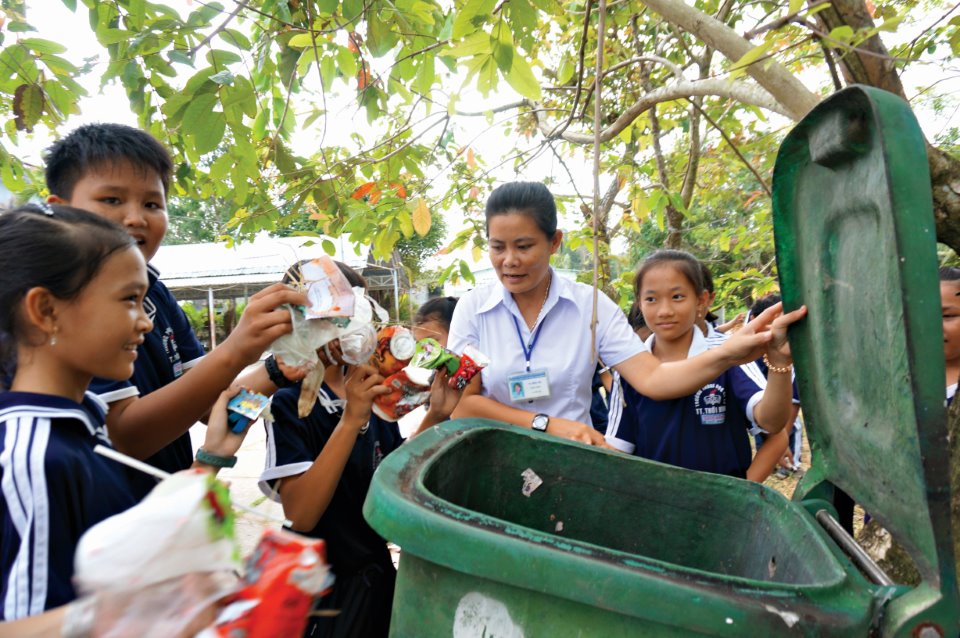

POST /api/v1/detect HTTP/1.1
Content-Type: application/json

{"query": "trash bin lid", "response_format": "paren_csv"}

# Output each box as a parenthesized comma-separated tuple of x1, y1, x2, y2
(772, 86, 953, 585)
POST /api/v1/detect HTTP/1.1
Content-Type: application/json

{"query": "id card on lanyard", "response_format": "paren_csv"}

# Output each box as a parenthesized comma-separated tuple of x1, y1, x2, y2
(508, 315, 551, 402)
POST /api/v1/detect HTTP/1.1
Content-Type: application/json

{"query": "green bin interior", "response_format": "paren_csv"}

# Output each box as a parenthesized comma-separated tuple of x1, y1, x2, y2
(422, 427, 842, 586)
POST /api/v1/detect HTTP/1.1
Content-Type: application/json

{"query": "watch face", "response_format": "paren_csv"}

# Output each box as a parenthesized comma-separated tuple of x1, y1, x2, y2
(532, 415, 548, 431)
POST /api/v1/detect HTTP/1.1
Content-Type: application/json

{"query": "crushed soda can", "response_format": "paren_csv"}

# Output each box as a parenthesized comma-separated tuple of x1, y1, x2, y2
(372, 368, 432, 422)
(371, 326, 417, 377)
(198, 529, 334, 638)
(449, 345, 489, 390)
(409, 338, 460, 375)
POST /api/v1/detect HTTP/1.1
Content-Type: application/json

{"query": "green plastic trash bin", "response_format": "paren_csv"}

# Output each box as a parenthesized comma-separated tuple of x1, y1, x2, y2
(364, 86, 960, 637)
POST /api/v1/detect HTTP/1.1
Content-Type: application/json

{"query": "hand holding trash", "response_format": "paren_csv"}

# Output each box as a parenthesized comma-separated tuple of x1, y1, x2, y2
(220, 283, 310, 368)
(343, 364, 390, 428)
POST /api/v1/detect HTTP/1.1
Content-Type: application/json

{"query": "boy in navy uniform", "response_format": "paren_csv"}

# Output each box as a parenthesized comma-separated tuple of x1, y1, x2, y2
(45, 124, 306, 496)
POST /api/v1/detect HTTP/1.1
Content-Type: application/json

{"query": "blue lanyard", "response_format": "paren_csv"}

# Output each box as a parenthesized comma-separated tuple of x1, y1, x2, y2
(512, 315, 546, 372)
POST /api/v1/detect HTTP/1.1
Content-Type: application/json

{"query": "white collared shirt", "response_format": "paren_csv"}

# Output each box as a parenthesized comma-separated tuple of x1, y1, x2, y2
(448, 269, 646, 425)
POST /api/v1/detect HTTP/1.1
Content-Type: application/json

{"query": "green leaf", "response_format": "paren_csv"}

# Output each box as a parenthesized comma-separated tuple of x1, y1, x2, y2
(219, 28, 252, 50)
(168, 50, 194, 66)
(827, 25, 855, 44)
(316, 0, 340, 14)
(288, 33, 316, 49)
(206, 49, 242, 66)
(182, 92, 219, 137)
(322, 239, 337, 256)
(492, 21, 514, 72)
(557, 56, 575, 85)
(336, 46, 358, 79)
(458, 259, 475, 284)
(452, 0, 497, 39)
(210, 69, 234, 85)
(367, 13, 399, 57)
(443, 30, 492, 58)
(19, 38, 67, 54)
(788, 0, 803, 15)
(731, 40, 774, 71)
(97, 29, 135, 45)
(502, 51, 541, 100)
(13, 83, 44, 132)
(7, 22, 36, 33)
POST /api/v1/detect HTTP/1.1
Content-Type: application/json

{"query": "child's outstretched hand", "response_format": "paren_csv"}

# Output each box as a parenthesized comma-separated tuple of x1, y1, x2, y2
(197, 387, 250, 471)
(765, 303, 806, 368)
(222, 283, 310, 367)
(719, 302, 807, 366)
(342, 364, 390, 427)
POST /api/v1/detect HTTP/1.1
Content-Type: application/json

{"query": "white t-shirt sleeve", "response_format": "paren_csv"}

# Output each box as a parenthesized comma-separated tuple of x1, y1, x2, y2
(447, 290, 480, 355)
(596, 292, 646, 367)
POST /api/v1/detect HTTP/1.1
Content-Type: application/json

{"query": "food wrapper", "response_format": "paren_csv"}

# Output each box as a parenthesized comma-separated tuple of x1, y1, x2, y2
(449, 345, 489, 390)
(371, 326, 417, 377)
(409, 338, 460, 375)
(227, 389, 270, 433)
(372, 368, 432, 422)
(299, 256, 355, 319)
(74, 470, 240, 596)
(197, 529, 334, 638)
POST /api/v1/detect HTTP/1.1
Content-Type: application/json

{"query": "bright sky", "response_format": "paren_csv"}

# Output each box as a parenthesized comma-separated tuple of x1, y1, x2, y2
(14, 0, 960, 266)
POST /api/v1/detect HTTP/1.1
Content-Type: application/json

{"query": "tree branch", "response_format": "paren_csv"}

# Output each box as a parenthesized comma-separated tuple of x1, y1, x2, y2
(636, 0, 819, 119)
(532, 78, 791, 144)
(689, 99, 771, 197)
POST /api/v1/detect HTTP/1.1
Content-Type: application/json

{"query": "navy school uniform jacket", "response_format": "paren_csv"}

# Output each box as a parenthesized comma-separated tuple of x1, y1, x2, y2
(89, 264, 205, 499)
(0, 392, 137, 619)
(605, 329, 768, 479)
(259, 382, 403, 576)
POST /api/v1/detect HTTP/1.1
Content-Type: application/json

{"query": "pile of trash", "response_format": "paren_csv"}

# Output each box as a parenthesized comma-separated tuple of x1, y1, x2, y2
(269, 256, 488, 420)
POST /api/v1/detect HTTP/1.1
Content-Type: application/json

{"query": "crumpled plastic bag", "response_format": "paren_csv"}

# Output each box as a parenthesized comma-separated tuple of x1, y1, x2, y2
(89, 572, 233, 638)
(271, 287, 387, 369)
(74, 470, 240, 595)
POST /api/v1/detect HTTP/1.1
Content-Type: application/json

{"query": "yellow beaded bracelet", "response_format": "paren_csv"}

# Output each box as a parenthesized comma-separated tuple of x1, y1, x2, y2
(763, 354, 793, 374)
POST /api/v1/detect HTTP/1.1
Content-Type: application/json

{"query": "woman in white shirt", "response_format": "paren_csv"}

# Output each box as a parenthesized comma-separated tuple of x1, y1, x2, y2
(448, 182, 805, 445)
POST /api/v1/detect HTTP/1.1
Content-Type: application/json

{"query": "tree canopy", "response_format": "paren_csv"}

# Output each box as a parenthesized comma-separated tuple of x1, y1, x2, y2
(1, 0, 958, 306)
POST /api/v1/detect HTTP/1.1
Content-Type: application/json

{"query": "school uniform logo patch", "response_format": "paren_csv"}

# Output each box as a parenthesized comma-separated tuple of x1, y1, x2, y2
(161, 327, 184, 377)
(694, 383, 726, 425)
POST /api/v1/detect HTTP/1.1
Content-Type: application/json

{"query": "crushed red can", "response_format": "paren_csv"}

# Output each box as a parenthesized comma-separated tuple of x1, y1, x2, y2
(449, 345, 489, 390)
(371, 326, 417, 377)
(200, 529, 334, 638)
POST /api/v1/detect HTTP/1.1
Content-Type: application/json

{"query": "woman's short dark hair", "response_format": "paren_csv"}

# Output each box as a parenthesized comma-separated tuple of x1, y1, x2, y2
(633, 249, 706, 299)
(414, 296, 459, 331)
(283, 259, 367, 289)
(0, 203, 135, 382)
(485, 181, 558, 238)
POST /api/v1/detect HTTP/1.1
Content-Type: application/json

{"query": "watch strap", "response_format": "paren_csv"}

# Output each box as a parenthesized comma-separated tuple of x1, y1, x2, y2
(196, 447, 238, 468)
(264, 354, 293, 388)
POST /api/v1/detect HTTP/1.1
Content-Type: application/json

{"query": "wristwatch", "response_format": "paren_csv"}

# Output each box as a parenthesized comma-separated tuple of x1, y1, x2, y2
(264, 354, 293, 388)
(531, 413, 549, 432)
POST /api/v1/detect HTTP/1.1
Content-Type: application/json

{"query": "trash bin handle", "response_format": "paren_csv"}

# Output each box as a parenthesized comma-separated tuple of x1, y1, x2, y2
(815, 509, 894, 586)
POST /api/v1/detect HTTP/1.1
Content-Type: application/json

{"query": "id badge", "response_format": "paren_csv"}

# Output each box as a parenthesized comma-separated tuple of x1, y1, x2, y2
(507, 369, 551, 402)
